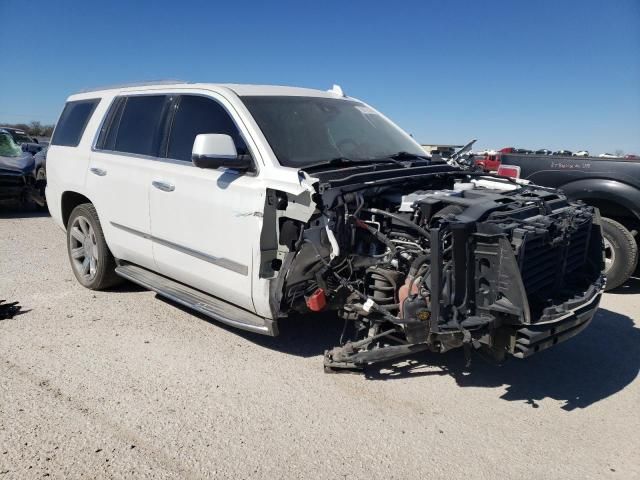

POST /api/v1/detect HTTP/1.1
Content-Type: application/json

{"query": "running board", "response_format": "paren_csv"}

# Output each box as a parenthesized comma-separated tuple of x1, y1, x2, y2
(115, 263, 277, 336)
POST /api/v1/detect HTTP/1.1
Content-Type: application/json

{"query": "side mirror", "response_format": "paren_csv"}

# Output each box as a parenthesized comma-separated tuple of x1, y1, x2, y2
(191, 134, 252, 171)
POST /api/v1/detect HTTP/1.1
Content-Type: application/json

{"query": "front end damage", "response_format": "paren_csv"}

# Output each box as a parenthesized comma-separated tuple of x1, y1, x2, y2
(264, 164, 605, 371)
(0, 152, 44, 206)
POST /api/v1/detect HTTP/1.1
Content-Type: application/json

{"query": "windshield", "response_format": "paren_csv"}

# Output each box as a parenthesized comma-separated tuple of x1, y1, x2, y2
(0, 133, 23, 157)
(14, 133, 32, 144)
(241, 96, 425, 167)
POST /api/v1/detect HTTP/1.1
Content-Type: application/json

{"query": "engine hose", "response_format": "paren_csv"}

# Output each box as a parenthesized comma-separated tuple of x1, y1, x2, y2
(408, 253, 430, 276)
(362, 208, 431, 240)
(408, 264, 430, 298)
(304, 237, 400, 323)
(354, 219, 397, 256)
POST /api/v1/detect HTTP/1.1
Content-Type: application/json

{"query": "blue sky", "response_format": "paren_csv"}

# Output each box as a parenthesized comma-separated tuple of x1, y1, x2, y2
(1, 0, 638, 154)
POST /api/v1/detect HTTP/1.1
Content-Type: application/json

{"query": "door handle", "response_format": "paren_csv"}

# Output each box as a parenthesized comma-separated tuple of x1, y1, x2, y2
(152, 180, 175, 192)
(89, 167, 107, 177)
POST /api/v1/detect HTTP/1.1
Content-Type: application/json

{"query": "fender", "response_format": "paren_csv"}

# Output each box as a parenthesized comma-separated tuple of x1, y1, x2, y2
(557, 178, 640, 220)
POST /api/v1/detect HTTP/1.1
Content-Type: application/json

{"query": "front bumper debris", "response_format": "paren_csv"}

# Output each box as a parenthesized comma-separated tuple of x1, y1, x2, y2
(511, 276, 605, 358)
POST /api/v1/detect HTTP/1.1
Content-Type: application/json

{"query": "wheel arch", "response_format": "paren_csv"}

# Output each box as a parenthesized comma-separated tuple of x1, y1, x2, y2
(559, 179, 640, 233)
(61, 191, 92, 229)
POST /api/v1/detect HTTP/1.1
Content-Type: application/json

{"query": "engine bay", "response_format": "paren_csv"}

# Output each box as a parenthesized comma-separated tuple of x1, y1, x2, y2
(265, 167, 605, 371)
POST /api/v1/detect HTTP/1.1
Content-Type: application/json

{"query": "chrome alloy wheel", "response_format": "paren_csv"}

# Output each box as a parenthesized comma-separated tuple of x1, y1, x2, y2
(603, 236, 615, 273)
(69, 215, 99, 281)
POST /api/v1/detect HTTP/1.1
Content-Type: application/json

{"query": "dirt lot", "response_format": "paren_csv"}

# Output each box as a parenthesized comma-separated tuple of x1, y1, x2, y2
(1, 206, 639, 479)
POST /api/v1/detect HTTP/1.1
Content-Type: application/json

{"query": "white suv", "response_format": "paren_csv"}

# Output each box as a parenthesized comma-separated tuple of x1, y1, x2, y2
(47, 82, 605, 371)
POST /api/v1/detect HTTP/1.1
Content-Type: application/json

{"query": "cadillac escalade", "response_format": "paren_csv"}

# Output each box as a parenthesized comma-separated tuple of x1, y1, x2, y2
(46, 82, 606, 371)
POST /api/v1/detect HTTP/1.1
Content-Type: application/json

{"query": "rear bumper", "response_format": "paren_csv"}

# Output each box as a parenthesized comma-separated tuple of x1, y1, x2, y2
(511, 275, 605, 358)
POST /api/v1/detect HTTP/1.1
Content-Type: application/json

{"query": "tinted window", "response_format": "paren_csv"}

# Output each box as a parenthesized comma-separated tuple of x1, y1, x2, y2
(51, 99, 100, 147)
(167, 95, 247, 162)
(95, 97, 126, 151)
(113, 95, 168, 156)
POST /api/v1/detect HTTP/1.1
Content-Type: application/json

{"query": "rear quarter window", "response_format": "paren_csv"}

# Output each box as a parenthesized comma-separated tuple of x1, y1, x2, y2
(51, 99, 100, 147)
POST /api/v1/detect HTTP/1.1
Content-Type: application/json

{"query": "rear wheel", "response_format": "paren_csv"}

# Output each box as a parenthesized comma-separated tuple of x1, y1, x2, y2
(602, 217, 638, 290)
(67, 203, 121, 290)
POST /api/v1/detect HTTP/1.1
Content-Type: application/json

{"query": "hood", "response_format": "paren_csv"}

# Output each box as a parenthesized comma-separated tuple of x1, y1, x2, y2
(0, 151, 35, 176)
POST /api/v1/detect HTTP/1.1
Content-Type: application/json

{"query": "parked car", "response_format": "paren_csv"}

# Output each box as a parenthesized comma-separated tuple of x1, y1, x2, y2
(599, 153, 618, 158)
(474, 151, 639, 289)
(574, 150, 589, 157)
(0, 129, 37, 203)
(33, 147, 47, 204)
(552, 150, 573, 156)
(0, 127, 44, 155)
(535, 149, 552, 155)
(46, 83, 605, 370)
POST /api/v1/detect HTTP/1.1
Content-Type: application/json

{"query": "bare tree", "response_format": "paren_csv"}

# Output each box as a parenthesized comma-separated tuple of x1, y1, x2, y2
(29, 121, 43, 136)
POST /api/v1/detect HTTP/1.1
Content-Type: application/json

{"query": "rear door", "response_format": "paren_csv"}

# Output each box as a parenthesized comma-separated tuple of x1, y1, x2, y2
(148, 93, 264, 313)
(87, 94, 173, 270)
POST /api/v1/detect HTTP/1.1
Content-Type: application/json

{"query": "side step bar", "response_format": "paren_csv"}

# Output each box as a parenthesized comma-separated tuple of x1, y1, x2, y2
(115, 263, 277, 336)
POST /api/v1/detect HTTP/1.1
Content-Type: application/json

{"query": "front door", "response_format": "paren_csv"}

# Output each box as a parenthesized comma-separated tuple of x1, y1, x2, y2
(148, 94, 263, 313)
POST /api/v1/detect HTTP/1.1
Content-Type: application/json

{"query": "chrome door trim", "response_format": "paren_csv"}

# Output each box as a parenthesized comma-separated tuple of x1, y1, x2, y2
(110, 222, 248, 276)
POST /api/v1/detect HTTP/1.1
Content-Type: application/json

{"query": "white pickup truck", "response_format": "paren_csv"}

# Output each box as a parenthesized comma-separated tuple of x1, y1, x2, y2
(46, 82, 605, 371)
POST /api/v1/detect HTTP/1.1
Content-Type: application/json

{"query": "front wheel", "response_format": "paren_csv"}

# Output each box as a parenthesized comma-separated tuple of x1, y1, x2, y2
(602, 217, 638, 290)
(34, 168, 47, 210)
(66, 203, 122, 290)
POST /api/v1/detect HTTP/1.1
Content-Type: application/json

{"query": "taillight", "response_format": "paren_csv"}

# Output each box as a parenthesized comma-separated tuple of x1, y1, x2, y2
(497, 164, 521, 179)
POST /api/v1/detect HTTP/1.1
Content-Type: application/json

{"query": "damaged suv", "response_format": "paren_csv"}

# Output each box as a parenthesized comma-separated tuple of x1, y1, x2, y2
(46, 83, 605, 371)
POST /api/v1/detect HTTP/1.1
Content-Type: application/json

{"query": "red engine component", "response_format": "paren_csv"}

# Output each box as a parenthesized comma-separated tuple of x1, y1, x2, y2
(305, 288, 327, 312)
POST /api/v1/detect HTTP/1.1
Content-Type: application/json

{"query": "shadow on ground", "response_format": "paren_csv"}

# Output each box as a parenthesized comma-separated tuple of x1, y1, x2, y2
(365, 308, 639, 410)
(608, 275, 640, 295)
(158, 294, 639, 410)
(157, 296, 344, 357)
(0, 201, 50, 219)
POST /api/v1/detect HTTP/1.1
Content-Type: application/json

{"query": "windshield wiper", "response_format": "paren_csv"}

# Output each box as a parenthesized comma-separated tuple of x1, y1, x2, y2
(388, 151, 431, 161)
(367, 151, 431, 165)
(303, 157, 403, 171)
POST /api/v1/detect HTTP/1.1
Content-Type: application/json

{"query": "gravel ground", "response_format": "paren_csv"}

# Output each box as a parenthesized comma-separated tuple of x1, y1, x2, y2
(1, 206, 639, 479)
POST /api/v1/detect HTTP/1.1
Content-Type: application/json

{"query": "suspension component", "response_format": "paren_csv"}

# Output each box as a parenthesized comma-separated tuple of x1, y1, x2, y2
(365, 266, 404, 313)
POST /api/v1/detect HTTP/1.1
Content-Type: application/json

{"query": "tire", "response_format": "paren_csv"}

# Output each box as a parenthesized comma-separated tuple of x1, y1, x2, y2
(601, 217, 638, 291)
(36, 167, 46, 182)
(66, 203, 122, 290)
(34, 168, 48, 210)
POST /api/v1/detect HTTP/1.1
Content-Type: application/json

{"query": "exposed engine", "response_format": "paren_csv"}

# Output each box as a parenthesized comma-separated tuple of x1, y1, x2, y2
(270, 168, 605, 371)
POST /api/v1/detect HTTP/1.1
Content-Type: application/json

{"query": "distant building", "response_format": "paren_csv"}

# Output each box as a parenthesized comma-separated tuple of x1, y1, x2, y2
(420, 144, 464, 158)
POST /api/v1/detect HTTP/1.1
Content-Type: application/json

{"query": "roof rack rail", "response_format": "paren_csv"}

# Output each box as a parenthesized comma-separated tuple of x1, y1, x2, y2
(77, 79, 189, 94)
